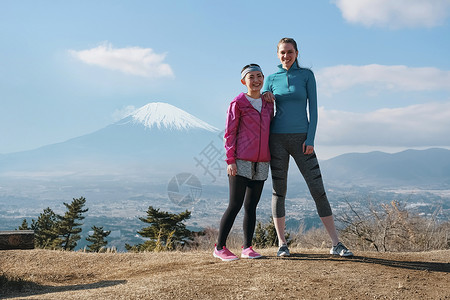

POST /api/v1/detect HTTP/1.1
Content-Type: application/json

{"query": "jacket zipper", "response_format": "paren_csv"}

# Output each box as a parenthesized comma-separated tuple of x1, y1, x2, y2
(286, 69, 291, 92)
(257, 103, 262, 161)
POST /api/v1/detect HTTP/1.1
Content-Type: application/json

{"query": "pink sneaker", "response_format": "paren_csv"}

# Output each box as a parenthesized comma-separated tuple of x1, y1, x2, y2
(213, 244, 239, 261)
(241, 246, 262, 259)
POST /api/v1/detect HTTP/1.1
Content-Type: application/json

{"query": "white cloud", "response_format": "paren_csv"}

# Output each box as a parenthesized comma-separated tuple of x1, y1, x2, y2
(69, 42, 174, 78)
(333, 0, 450, 28)
(317, 102, 450, 147)
(112, 105, 136, 121)
(316, 64, 450, 96)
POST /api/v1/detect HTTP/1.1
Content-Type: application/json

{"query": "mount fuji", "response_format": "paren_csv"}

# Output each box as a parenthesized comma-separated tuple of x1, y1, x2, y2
(129, 102, 218, 132)
(0, 102, 225, 179)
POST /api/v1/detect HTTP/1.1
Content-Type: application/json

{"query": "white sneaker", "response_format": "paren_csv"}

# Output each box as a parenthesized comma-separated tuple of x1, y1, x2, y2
(277, 244, 290, 257)
(330, 242, 353, 257)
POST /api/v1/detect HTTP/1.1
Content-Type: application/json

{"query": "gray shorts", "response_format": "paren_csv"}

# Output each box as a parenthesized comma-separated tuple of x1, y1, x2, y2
(236, 159, 269, 181)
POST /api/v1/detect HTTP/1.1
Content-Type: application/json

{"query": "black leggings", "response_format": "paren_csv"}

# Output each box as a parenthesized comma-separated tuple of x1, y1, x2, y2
(217, 175, 265, 249)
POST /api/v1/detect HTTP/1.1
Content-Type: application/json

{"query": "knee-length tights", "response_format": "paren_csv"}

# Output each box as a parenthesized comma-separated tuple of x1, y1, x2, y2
(270, 133, 332, 218)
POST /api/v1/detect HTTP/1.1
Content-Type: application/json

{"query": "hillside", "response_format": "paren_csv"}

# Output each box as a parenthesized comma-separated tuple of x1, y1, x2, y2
(1, 248, 449, 299)
(320, 148, 450, 188)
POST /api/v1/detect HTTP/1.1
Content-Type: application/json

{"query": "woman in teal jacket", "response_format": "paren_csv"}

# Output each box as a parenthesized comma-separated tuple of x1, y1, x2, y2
(263, 38, 353, 257)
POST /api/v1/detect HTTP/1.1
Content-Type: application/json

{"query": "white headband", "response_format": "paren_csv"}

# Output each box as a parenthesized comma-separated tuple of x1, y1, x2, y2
(241, 65, 263, 79)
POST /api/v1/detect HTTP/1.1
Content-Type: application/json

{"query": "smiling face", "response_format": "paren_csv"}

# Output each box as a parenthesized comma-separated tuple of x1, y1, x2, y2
(241, 70, 264, 95)
(277, 42, 298, 70)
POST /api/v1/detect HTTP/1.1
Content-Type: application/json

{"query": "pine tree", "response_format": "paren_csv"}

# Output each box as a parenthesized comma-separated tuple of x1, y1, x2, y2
(56, 197, 88, 251)
(252, 221, 267, 248)
(252, 216, 290, 248)
(18, 219, 30, 230)
(86, 226, 111, 252)
(265, 216, 280, 247)
(31, 207, 61, 249)
(125, 206, 194, 252)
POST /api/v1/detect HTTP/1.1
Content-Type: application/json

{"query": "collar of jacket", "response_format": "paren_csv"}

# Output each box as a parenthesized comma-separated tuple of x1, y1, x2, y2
(236, 92, 270, 109)
(277, 60, 301, 73)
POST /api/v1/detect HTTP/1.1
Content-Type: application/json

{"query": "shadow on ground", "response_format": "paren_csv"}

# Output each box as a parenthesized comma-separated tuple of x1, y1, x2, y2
(0, 279, 127, 299)
(264, 253, 450, 273)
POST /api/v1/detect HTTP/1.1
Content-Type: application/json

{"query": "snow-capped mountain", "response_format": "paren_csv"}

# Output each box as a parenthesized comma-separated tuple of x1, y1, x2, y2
(126, 102, 218, 132)
(0, 102, 225, 178)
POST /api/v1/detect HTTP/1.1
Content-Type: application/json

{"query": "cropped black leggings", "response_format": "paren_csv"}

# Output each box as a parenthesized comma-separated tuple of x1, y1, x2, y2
(217, 175, 265, 249)
(270, 133, 332, 218)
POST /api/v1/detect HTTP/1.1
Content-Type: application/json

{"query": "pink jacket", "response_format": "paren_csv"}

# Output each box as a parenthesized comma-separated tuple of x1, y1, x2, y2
(224, 93, 274, 165)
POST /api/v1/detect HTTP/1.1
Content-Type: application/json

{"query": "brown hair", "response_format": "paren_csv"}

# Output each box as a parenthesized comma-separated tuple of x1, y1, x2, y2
(277, 37, 298, 52)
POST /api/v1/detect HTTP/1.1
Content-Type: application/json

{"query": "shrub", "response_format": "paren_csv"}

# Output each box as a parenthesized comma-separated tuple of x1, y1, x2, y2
(336, 200, 450, 252)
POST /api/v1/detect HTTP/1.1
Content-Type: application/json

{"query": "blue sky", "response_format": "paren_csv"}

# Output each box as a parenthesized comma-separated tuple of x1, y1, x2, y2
(1, 0, 450, 159)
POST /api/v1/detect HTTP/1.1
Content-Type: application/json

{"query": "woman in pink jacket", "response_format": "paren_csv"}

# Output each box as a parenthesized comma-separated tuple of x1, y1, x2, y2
(213, 64, 274, 261)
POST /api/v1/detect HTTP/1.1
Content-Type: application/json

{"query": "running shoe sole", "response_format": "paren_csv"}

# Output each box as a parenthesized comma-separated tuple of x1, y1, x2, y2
(330, 250, 353, 257)
(241, 253, 262, 259)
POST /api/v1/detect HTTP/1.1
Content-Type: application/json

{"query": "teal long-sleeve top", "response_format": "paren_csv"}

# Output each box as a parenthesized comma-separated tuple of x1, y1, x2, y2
(262, 62, 318, 146)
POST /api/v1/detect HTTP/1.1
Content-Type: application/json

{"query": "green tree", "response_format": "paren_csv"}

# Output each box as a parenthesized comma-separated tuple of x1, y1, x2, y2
(125, 206, 195, 252)
(86, 226, 111, 252)
(253, 221, 267, 248)
(266, 216, 286, 246)
(18, 219, 30, 230)
(31, 207, 61, 249)
(253, 217, 290, 248)
(56, 197, 88, 250)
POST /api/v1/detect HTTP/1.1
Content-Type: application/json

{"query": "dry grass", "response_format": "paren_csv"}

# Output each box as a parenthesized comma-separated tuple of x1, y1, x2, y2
(1, 248, 449, 300)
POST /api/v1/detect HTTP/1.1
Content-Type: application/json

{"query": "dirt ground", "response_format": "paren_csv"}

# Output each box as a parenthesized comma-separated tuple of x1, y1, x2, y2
(1, 248, 449, 300)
